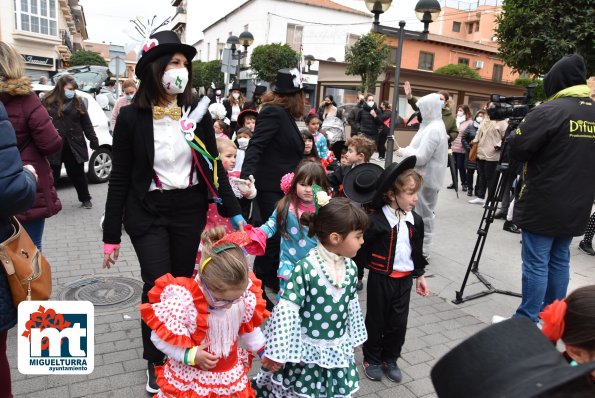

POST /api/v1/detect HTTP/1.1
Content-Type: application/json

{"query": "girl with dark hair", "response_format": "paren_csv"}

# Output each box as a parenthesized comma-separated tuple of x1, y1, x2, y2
(43, 74, 99, 209)
(250, 160, 328, 296)
(254, 196, 369, 398)
(241, 68, 306, 309)
(101, 30, 242, 393)
(305, 113, 328, 158)
(301, 130, 320, 161)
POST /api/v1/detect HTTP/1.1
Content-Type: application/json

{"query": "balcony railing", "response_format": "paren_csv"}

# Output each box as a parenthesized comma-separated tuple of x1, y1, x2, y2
(60, 29, 74, 52)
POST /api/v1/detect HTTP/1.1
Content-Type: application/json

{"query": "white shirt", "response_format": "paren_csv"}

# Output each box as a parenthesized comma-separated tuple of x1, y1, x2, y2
(382, 205, 415, 273)
(149, 111, 198, 191)
(231, 104, 241, 122)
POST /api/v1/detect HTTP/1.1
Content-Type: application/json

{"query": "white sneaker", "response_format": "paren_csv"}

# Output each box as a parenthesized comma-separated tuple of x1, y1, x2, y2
(469, 198, 486, 205)
(491, 315, 509, 324)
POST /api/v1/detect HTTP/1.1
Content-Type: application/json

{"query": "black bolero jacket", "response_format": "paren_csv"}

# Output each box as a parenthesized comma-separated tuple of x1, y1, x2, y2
(240, 104, 304, 192)
(102, 100, 241, 244)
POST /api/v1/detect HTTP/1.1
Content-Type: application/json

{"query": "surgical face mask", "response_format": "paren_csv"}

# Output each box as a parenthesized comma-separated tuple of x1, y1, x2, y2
(64, 89, 75, 99)
(367, 101, 374, 108)
(161, 67, 189, 95)
(440, 100, 445, 108)
(125, 94, 134, 101)
(237, 137, 250, 149)
(232, 92, 240, 100)
(476, 116, 484, 124)
(457, 111, 464, 117)
(215, 90, 222, 96)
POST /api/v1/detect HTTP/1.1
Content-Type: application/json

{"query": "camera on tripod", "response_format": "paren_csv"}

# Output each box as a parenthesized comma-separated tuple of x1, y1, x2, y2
(487, 83, 538, 121)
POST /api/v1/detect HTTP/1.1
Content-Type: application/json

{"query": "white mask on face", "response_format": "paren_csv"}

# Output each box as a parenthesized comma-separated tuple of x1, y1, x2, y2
(476, 116, 484, 124)
(440, 100, 445, 108)
(232, 92, 240, 100)
(161, 67, 189, 94)
(125, 94, 134, 101)
(457, 111, 464, 117)
(367, 101, 374, 108)
(237, 137, 250, 149)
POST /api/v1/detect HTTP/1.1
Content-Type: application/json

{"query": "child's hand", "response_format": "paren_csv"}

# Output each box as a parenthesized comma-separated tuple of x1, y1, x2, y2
(233, 175, 257, 199)
(261, 356, 284, 372)
(416, 276, 429, 296)
(195, 344, 219, 370)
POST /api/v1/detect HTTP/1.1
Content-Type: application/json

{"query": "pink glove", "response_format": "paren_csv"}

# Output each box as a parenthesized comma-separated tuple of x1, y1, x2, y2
(103, 243, 120, 255)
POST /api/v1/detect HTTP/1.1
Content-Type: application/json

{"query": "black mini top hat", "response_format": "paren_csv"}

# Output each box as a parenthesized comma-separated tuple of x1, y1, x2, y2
(237, 109, 259, 127)
(371, 156, 417, 209)
(330, 140, 346, 161)
(342, 163, 384, 204)
(253, 85, 267, 96)
(431, 317, 595, 398)
(135, 31, 197, 78)
(271, 68, 302, 95)
(230, 82, 241, 92)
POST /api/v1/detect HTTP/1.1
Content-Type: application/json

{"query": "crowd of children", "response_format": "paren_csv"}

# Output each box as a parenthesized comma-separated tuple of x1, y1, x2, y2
(139, 83, 594, 397)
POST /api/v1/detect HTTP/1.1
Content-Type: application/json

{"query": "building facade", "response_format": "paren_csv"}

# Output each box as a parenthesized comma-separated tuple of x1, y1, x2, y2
(83, 41, 137, 80)
(0, 0, 89, 80)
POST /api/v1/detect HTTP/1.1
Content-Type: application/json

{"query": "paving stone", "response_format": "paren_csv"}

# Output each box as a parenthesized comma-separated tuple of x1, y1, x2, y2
(102, 348, 139, 365)
(400, 349, 434, 366)
(108, 369, 146, 390)
(376, 384, 417, 398)
(86, 363, 125, 380)
(69, 378, 113, 397)
(12, 375, 47, 395)
(405, 377, 435, 397)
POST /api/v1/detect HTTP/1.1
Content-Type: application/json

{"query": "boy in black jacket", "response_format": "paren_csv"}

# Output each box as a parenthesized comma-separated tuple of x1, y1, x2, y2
(354, 156, 429, 383)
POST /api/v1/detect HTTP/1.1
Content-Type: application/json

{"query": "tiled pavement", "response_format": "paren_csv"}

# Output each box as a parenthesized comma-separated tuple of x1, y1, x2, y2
(7, 164, 594, 397)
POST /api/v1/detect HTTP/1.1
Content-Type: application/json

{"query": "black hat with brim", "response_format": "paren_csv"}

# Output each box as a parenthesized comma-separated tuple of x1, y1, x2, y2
(431, 317, 595, 398)
(253, 85, 267, 96)
(330, 140, 346, 160)
(237, 109, 259, 127)
(135, 31, 197, 78)
(271, 68, 302, 95)
(342, 163, 384, 204)
(371, 156, 417, 209)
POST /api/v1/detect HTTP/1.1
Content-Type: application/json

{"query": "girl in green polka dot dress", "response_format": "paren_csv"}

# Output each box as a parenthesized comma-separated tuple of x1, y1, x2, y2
(254, 194, 369, 397)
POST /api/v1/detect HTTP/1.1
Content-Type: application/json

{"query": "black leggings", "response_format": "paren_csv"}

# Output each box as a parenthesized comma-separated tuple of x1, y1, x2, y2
(584, 212, 595, 244)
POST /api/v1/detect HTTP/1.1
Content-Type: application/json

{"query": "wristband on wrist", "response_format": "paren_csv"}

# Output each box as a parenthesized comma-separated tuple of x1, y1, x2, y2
(188, 346, 198, 366)
(103, 243, 120, 255)
(183, 348, 190, 365)
(257, 346, 266, 359)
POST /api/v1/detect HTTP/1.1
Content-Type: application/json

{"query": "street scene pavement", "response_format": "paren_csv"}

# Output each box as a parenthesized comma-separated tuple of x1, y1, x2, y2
(7, 155, 595, 397)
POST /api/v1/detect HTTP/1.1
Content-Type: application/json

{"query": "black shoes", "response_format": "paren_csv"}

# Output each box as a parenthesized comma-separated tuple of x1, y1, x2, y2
(383, 361, 402, 383)
(493, 210, 506, 220)
(81, 200, 92, 209)
(579, 240, 595, 255)
(467, 188, 473, 197)
(364, 361, 383, 381)
(357, 279, 364, 291)
(447, 184, 455, 189)
(146, 361, 160, 393)
(503, 220, 521, 234)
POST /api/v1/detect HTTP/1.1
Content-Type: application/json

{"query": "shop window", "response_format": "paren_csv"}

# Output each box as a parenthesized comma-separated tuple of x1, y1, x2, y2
(14, 0, 57, 36)
(418, 51, 434, 71)
(452, 22, 461, 32)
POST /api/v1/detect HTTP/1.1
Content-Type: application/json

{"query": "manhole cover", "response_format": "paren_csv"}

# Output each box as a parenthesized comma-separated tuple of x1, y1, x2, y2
(59, 276, 143, 313)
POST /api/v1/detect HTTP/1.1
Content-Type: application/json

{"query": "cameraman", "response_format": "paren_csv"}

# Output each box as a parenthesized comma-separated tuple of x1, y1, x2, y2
(509, 54, 595, 323)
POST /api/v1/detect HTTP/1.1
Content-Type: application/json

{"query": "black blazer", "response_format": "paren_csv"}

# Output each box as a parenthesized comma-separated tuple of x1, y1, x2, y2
(103, 101, 240, 244)
(240, 104, 304, 192)
(355, 209, 427, 277)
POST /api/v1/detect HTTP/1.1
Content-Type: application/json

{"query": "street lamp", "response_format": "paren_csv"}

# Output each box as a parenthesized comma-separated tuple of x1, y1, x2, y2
(225, 31, 254, 92)
(363, 0, 441, 167)
(304, 54, 315, 72)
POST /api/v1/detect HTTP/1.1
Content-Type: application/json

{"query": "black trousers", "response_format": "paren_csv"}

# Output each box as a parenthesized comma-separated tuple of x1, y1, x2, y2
(130, 186, 207, 363)
(363, 272, 413, 364)
(53, 144, 91, 202)
(477, 159, 499, 202)
(254, 190, 283, 308)
(377, 127, 388, 158)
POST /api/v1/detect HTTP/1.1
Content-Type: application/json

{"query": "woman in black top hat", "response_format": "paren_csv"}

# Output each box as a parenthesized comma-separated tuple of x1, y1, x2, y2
(101, 30, 242, 393)
(244, 84, 267, 111)
(241, 68, 305, 309)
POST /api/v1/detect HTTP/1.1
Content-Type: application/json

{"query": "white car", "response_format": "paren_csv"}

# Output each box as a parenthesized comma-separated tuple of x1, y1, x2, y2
(33, 83, 113, 183)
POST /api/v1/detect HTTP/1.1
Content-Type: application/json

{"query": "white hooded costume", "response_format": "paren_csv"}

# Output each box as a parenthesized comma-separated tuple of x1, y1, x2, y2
(397, 93, 448, 255)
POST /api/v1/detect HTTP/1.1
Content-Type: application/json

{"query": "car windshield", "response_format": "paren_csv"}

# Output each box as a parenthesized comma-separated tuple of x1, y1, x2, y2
(71, 71, 105, 92)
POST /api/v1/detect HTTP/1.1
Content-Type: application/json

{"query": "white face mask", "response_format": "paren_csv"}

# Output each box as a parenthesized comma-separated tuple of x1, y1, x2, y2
(232, 92, 240, 100)
(367, 101, 374, 108)
(457, 111, 464, 117)
(162, 67, 189, 94)
(125, 94, 134, 101)
(476, 116, 484, 124)
(440, 100, 445, 108)
(237, 137, 250, 149)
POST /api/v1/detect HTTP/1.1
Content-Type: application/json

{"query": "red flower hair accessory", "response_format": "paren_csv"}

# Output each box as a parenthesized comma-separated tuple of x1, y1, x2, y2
(539, 299, 567, 343)
(280, 172, 294, 195)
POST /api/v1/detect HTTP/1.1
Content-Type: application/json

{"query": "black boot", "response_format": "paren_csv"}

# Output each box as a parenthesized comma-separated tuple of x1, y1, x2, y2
(503, 221, 521, 234)
(146, 361, 160, 393)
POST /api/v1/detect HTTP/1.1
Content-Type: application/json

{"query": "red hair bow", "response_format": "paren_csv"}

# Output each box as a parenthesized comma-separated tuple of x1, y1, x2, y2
(539, 299, 567, 343)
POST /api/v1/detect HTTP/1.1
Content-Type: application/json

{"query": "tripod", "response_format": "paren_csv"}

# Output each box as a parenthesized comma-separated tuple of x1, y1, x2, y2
(453, 122, 522, 304)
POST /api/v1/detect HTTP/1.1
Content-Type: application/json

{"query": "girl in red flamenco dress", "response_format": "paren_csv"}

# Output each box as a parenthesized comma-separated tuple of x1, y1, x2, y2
(140, 227, 271, 397)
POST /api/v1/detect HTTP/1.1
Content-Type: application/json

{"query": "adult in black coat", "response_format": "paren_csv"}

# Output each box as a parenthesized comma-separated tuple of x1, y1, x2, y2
(43, 75, 99, 208)
(100, 31, 242, 393)
(0, 100, 37, 397)
(356, 93, 383, 141)
(241, 68, 305, 309)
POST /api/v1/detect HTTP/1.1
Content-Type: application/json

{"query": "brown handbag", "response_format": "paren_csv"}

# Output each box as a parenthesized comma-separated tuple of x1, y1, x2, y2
(469, 142, 478, 161)
(0, 217, 52, 307)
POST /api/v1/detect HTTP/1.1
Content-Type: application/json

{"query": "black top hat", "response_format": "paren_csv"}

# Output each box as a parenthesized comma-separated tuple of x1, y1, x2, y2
(135, 31, 197, 78)
(431, 317, 595, 398)
(237, 109, 258, 127)
(253, 85, 267, 96)
(271, 68, 302, 95)
(230, 82, 241, 91)
(330, 140, 346, 160)
(342, 163, 384, 204)
(371, 156, 417, 209)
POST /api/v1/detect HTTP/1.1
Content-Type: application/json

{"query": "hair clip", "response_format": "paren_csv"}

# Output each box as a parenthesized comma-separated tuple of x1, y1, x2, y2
(200, 256, 212, 273)
(213, 243, 237, 254)
(280, 172, 294, 195)
(539, 299, 567, 342)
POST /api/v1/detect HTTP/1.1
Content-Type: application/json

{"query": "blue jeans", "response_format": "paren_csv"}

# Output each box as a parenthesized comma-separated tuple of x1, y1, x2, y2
(514, 230, 572, 322)
(21, 219, 45, 252)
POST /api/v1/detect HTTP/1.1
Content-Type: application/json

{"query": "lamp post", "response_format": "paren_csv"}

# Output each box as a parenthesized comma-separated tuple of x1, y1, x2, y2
(304, 54, 315, 72)
(225, 30, 254, 93)
(363, 0, 441, 167)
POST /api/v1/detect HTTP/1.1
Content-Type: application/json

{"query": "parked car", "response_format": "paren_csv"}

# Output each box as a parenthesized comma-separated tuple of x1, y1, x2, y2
(51, 65, 109, 94)
(33, 83, 113, 183)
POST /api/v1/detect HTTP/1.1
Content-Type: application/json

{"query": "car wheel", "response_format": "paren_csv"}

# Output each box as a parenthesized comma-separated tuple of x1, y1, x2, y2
(87, 147, 112, 183)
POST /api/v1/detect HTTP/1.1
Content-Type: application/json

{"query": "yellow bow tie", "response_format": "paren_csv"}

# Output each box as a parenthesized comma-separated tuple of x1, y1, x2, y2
(152, 106, 181, 121)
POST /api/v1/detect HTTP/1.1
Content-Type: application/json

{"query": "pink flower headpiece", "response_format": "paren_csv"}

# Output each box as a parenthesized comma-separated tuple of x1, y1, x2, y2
(280, 172, 294, 195)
